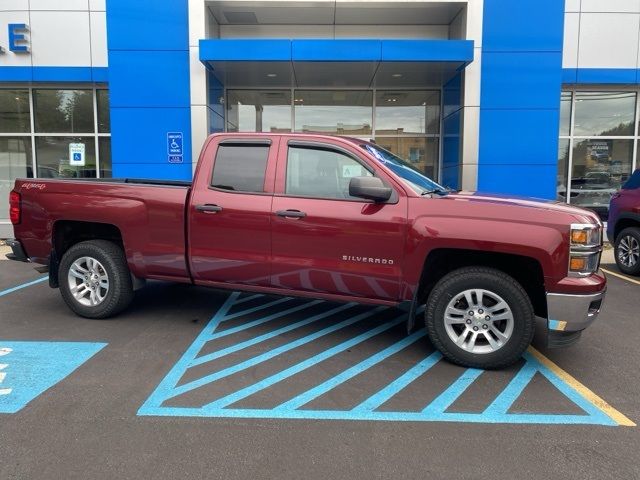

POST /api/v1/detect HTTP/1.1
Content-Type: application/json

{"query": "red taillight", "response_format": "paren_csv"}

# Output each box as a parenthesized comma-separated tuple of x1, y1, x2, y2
(9, 191, 21, 224)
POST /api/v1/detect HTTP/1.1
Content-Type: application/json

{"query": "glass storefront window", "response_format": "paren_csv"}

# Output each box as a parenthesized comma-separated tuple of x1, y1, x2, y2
(559, 91, 571, 136)
(573, 91, 636, 137)
(97, 89, 110, 133)
(0, 90, 31, 133)
(556, 139, 570, 201)
(294, 90, 372, 135)
(0, 137, 32, 219)
(226, 90, 291, 133)
(375, 91, 440, 135)
(570, 138, 633, 216)
(99, 137, 112, 178)
(374, 137, 439, 179)
(34, 89, 95, 133)
(35, 136, 96, 179)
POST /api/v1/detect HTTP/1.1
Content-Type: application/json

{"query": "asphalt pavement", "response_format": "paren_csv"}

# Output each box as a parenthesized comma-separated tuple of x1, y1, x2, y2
(0, 253, 638, 480)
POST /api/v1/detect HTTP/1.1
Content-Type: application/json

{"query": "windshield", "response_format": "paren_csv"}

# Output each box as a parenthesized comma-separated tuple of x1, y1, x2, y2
(360, 143, 446, 194)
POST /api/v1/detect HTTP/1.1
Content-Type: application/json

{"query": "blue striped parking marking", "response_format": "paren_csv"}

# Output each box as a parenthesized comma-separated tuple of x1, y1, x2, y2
(138, 293, 632, 426)
(0, 276, 47, 298)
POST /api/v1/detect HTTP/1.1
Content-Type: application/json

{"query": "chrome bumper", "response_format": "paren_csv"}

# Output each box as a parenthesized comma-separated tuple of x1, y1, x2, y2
(546, 289, 606, 332)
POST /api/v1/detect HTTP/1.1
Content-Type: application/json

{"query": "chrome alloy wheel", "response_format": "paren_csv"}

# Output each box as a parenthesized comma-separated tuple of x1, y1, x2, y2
(67, 256, 109, 307)
(443, 288, 514, 354)
(618, 235, 640, 268)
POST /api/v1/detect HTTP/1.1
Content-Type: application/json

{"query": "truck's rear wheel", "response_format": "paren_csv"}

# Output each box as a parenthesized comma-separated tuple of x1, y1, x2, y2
(615, 227, 640, 276)
(58, 240, 133, 319)
(425, 267, 535, 369)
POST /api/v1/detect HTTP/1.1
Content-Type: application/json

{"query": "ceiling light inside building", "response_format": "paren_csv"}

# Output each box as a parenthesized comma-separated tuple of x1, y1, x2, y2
(392, 73, 403, 78)
(266, 73, 277, 78)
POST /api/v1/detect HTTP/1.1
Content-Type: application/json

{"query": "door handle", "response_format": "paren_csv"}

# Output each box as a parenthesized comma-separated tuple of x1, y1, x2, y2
(195, 204, 223, 213)
(275, 209, 306, 219)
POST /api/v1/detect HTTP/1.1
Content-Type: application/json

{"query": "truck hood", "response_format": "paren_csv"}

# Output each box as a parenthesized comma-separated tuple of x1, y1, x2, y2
(438, 191, 602, 224)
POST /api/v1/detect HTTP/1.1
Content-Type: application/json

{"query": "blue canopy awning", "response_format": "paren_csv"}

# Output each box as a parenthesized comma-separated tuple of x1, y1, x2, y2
(199, 39, 474, 88)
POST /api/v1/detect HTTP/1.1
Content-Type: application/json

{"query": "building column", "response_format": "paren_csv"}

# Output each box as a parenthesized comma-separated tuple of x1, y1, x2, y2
(477, 0, 564, 198)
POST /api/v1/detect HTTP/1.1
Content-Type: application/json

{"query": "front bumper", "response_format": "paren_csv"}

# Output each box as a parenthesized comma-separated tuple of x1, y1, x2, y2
(546, 288, 606, 333)
(4, 238, 29, 262)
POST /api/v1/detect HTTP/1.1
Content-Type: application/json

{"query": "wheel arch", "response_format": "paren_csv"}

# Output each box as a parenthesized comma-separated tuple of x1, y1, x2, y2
(407, 248, 547, 331)
(613, 213, 640, 241)
(50, 220, 125, 288)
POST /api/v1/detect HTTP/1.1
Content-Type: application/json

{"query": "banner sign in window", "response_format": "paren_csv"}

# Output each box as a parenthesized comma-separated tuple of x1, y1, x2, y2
(69, 143, 85, 166)
(167, 132, 183, 164)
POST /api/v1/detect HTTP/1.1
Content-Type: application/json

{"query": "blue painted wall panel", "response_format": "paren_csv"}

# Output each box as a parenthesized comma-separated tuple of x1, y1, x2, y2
(577, 68, 637, 84)
(478, 109, 560, 165)
(200, 39, 292, 62)
(107, 0, 192, 180)
(482, 0, 564, 52)
(481, 52, 562, 109)
(111, 107, 192, 167)
(381, 40, 473, 62)
(442, 108, 461, 189)
(442, 73, 462, 119)
(293, 40, 381, 62)
(106, 0, 188, 51)
(0, 67, 107, 83)
(478, 164, 558, 199)
(478, 0, 564, 199)
(109, 51, 191, 108)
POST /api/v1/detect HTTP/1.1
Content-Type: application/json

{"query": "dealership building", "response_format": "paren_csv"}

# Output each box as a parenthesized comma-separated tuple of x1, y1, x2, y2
(1, 0, 639, 236)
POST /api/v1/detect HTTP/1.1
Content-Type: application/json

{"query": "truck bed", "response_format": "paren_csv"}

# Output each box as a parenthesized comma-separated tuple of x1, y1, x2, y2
(12, 177, 192, 282)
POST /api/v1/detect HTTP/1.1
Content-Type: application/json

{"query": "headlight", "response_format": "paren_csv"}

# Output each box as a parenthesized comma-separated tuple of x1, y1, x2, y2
(568, 223, 602, 277)
(569, 252, 600, 275)
(570, 224, 601, 248)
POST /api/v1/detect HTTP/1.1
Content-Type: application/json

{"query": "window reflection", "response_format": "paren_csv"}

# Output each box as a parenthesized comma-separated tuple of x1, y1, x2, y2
(35, 137, 96, 178)
(559, 91, 571, 136)
(556, 138, 570, 201)
(226, 90, 291, 133)
(0, 137, 32, 218)
(374, 137, 439, 179)
(569, 138, 633, 218)
(34, 89, 95, 133)
(573, 92, 635, 137)
(0, 90, 30, 133)
(295, 90, 372, 135)
(375, 91, 440, 135)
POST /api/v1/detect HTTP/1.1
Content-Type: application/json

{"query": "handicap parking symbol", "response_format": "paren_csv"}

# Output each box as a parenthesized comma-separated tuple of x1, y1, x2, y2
(0, 341, 106, 414)
(167, 132, 183, 155)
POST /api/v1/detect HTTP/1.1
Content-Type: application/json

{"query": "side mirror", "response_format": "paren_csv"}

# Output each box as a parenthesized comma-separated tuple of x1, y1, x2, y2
(349, 176, 392, 202)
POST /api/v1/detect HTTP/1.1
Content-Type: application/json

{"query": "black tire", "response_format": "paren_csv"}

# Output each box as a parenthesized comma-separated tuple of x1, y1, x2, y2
(58, 240, 134, 319)
(614, 227, 640, 276)
(425, 267, 535, 369)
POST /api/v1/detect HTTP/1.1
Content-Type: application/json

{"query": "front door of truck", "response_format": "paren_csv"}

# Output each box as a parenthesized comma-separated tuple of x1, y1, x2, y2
(270, 139, 407, 300)
(189, 137, 277, 287)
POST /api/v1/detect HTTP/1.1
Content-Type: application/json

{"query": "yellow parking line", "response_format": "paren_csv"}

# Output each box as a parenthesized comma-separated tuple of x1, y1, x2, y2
(601, 267, 640, 286)
(528, 346, 636, 427)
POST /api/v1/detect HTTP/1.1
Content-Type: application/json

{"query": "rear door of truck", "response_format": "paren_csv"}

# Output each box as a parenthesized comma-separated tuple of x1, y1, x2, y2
(188, 136, 278, 286)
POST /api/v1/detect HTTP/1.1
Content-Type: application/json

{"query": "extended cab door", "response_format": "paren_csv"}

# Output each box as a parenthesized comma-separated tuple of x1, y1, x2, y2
(270, 138, 407, 301)
(188, 137, 277, 286)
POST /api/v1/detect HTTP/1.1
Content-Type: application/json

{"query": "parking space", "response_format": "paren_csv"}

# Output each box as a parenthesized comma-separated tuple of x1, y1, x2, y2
(1, 259, 639, 479)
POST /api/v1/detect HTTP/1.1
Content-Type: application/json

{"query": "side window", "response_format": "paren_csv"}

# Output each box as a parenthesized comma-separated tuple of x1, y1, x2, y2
(286, 146, 372, 200)
(211, 144, 269, 193)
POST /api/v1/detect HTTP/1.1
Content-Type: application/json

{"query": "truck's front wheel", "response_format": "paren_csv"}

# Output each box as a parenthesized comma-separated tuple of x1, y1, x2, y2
(58, 240, 134, 319)
(425, 267, 535, 369)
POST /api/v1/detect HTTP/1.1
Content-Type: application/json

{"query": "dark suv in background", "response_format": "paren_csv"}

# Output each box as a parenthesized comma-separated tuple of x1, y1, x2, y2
(609, 169, 640, 275)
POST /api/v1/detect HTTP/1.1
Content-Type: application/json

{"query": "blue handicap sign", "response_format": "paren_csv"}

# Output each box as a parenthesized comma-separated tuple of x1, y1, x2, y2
(73, 153, 81, 161)
(0, 341, 106, 413)
(167, 132, 183, 156)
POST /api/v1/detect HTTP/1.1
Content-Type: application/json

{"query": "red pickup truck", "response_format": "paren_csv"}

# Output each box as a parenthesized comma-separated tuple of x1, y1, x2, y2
(7, 133, 606, 369)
